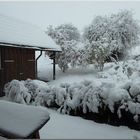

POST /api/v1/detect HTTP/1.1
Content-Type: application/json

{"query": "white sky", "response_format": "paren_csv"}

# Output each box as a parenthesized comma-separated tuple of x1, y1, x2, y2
(0, 1, 140, 32)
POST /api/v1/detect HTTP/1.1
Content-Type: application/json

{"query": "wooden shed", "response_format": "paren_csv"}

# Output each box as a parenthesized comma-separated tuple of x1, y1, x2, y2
(0, 14, 61, 96)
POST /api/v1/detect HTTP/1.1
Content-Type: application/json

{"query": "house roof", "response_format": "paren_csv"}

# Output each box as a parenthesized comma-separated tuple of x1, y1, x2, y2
(0, 14, 61, 51)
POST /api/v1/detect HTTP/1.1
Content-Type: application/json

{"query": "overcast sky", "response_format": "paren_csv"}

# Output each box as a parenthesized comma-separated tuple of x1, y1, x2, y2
(0, 1, 140, 32)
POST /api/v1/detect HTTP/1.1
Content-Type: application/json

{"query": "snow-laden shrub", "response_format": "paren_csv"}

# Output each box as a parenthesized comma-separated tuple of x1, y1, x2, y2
(34, 85, 67, 107)
(81, 81, 104, 114)
(117, 79, 140, 122)
(4, 78, 140, 129)
(24, 79, 49, 104)
(59, 83, 84, 114)
(57, 80, 140, 127)
(24, 79, 40, 102)
(4, 79, 49, 105)
(58, 81, 100, 114)
(97, 60, 140, 83)
(128, 101, 140, 115)
(122, 78, 140, 102)
(104, 88, 130, 113)
(34, 87, 54, 106)
(117, 100, 140, 122)
(4, 80, 31, 104)
(98, 63, 128, 81)
(58, 80, 130, 115)
(129, 82, 140, 98)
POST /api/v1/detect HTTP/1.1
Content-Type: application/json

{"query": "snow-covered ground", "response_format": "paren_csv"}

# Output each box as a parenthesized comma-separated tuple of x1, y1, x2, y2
(36, 48, 140, 139)
(37, 51, 98, 84)
(40, 109, 140, 139)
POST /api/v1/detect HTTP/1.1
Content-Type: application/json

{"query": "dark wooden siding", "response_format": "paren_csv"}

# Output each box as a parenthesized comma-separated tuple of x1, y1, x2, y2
(0, 46, 35, 96)
(3, 47, 19, 83)
(21, 49, 35, 80)
(0, 47, 5, 96)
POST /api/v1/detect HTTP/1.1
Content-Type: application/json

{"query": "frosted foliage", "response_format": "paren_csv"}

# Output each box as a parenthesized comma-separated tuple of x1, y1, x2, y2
(97, 60, 140, 83)
(58, 81, 101, 114)
(55, 41, 89, 72)
(82, 87, 101, 113)
(129, 82, 140, 97)
(24, 79, 40, 100)
(106, 88, 130, 113)
(47, 24, 80, 45)
(122, 81, 132, 91)
(34, 86, 66, 107)
(4, 80, 31, 104)
(60, 83, 84, 114)
(4, 79, 49, 105)
(65, 93, 81, 111)
(55, 87, 66, 106)
(128, 101, 140, 114)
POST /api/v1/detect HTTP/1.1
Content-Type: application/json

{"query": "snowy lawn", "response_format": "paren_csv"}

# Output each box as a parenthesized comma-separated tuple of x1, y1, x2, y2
(37, 52, 98, 83)
(40, 109, 140, 139)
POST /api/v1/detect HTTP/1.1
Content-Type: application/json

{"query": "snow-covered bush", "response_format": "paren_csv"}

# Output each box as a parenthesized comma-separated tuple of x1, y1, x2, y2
(4, 79, 49, 104)
(34, 85, 67, 107)
(97, 60, 140, 83)
(4, 78, 140, 129)
(105, 88, 130, 113)
(4, 80, 31, 104)
(57, 80, 140, 128)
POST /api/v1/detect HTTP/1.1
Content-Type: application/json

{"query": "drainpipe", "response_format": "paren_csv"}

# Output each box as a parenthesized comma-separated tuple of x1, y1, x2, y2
(53, 51, 56, 80)
(35, 50, 42, 78)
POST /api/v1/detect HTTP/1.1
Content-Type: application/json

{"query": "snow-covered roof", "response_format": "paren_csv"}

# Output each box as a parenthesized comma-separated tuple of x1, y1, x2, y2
(0, 100, 50, 138)
(0, 14, 61, 51)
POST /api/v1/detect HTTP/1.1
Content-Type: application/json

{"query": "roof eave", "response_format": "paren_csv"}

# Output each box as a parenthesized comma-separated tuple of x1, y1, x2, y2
(0, 42, 62, 52)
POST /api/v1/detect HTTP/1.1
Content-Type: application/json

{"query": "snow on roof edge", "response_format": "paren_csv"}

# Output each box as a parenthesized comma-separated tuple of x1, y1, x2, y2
(0, 42, 61, 52)
(0, 14, 61, 51)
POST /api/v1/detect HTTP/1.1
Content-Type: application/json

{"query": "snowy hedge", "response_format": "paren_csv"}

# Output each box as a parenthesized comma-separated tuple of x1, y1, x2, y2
(4, 79, 140, 130)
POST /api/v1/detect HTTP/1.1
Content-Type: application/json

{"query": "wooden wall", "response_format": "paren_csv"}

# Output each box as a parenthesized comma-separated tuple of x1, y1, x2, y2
(0, 46, 35, 96)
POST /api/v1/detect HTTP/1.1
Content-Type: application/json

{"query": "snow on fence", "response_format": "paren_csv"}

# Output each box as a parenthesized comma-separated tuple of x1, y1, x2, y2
(3, 78, 140, 130)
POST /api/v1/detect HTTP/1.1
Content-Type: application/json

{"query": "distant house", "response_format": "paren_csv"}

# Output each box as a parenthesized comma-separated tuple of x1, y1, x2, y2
(0, 14, 61, 96)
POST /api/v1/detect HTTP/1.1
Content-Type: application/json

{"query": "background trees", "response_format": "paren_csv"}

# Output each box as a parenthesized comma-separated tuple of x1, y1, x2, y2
(83, 10, 140, 70)
(47, 10, 140, 72)
(47, 23, 80, 72)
